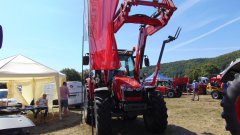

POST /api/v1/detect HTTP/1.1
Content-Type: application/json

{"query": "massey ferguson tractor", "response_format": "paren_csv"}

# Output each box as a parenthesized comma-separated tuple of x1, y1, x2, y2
(221, 59, 240, 135)
(83, 0, 177, 134)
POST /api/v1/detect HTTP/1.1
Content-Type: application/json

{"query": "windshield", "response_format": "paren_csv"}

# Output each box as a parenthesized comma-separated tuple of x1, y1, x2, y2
(118, 55, 134, 77)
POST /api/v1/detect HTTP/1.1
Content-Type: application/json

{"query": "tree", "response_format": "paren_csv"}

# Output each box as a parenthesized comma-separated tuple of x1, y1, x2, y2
(60, 68, 81, 81)
(201, 64, 220, 77)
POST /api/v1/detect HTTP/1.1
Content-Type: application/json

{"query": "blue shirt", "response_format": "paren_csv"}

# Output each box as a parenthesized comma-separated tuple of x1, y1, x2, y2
(192, 82, 199, 89)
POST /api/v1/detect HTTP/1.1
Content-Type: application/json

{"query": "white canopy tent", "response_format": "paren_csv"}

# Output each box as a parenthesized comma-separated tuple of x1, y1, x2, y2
(0, 55, 65, 119)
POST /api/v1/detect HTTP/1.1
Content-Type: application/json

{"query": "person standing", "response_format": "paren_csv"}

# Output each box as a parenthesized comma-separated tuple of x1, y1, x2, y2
(192, 80, 199, 101)
(60, 82, 69, 116)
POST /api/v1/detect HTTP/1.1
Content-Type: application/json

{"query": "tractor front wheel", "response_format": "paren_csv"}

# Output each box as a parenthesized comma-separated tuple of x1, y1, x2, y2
(211, 90, 220, 99)
(85, 103, 94, 125)
(94, 91, 112, 135)
(144, 92, 168, 133)
(124, 113, 138, 120)
(221, 73, 240, 135)
(167, 90, 175, 98)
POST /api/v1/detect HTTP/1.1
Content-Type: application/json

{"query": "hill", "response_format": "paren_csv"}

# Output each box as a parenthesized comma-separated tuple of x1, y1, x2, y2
(142, 50, 240, 80)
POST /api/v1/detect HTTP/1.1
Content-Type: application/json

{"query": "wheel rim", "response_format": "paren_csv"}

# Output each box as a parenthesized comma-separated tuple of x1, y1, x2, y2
(168, 92, 174, 97)
(235, 96, 240, 123)
(213, 92, 218, 99)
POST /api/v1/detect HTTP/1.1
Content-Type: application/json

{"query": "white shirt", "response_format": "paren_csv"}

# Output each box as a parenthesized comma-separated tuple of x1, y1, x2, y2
(37, 98, 48, 107)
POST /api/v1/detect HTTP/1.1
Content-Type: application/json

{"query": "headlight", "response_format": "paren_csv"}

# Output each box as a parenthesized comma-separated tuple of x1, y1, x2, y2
(120, 85, 126, 90)
(126, 88, 133, 91)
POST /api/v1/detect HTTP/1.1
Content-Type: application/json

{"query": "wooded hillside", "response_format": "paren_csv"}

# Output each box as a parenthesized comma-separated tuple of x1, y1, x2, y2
(141, 50, 240, 80)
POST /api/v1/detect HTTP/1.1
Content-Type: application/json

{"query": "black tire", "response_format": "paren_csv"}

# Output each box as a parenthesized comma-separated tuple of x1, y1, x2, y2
(211, 90, 220, 99)
(85, 93, 95, 125)
(94, 91, 112, 135)
(75, 104, 81, 109)
(221, 73, 240, 135)
(85, 104, 94, 125)
(175, 91, 182, 98)
(144, 92, 168, 133)
(167, 90, 175, 98)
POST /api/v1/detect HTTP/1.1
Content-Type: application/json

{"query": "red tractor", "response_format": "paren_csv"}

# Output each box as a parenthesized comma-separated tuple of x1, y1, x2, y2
(153, 77, 188, 98)
(83, 0, 177, 134)
(221, 59, 240, 135)
(206, 74, 223, 99)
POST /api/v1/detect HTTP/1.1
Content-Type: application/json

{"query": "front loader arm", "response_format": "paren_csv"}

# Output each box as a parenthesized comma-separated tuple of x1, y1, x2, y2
(114, 0, 177, 81)
(114, 0, 177, 33)
(151, 27, 181, 86)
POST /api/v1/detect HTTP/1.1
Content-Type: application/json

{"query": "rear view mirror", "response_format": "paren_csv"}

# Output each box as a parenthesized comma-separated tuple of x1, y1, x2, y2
(144, 56, 150, 67)
(0, 25, 2, 48)
(83, 54, 89, 65)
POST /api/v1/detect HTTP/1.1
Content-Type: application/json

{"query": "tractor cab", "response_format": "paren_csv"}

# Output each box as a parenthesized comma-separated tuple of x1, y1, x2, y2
(115, 50, 135, 77)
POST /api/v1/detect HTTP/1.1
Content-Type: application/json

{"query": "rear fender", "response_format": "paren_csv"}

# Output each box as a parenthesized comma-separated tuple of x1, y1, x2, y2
(222, 59, 240, 82)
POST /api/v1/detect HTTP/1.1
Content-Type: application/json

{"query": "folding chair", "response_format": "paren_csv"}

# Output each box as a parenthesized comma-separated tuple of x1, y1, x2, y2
(52, 99, 59, 117)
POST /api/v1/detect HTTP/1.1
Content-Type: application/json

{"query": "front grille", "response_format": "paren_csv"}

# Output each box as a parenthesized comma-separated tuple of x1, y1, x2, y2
(124, 90, 142, 97)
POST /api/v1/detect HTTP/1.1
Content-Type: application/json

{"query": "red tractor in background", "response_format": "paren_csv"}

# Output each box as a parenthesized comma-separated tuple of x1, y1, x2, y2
(206, 74, 223, 99)
(154, 77, 188, 98)
(83, 0, 177, 134)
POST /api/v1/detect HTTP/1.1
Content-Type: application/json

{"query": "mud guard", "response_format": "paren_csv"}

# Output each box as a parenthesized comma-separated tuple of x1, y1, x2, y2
(221, 60, 240, 135)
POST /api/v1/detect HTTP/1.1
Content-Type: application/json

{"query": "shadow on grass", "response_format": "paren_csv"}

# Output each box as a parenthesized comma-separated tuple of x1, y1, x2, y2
(201, 132, 214, 135)
(111, 117, 197, 135)
(29, 110, 83, 134)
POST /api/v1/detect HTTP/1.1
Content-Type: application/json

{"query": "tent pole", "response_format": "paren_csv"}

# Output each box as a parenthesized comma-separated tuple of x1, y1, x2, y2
(55, 74, 62, 120)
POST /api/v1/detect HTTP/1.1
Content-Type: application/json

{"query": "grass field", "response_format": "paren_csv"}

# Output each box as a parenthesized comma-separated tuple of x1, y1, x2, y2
(29, 95, 230, 135)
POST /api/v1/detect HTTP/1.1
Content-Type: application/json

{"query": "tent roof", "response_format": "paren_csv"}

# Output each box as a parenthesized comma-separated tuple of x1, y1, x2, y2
(0, 55, 60, 77)
(145, 72, 172, 82)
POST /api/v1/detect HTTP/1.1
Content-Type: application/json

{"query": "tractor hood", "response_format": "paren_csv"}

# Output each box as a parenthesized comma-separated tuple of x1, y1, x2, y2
(114, 76, 141, 89)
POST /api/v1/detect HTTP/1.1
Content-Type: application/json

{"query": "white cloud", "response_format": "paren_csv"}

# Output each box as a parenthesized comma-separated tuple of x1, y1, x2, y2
(185, 15, 223, 32)
(167, 16, 240, 52)
(170, 47, 240, 52)
(173, 0, 201, 18)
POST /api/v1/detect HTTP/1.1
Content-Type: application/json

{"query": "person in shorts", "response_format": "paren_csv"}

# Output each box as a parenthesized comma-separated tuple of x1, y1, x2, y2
(192, 80, 199, 101)
(60, 82, 69, 116)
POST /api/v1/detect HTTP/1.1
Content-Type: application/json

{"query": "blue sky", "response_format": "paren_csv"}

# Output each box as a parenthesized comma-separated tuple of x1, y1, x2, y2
(0, 0, 240, 72)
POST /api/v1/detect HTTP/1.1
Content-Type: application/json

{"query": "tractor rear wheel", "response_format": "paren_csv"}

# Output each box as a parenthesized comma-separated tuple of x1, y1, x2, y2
(221, 73, 240, 135)
(94, 91, 112, 135)
(144, 92, 168, 133)
(167, 90, 175, 98)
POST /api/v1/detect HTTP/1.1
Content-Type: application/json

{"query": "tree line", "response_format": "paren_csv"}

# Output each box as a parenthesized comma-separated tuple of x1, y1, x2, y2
(142, 50, 240, 81)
